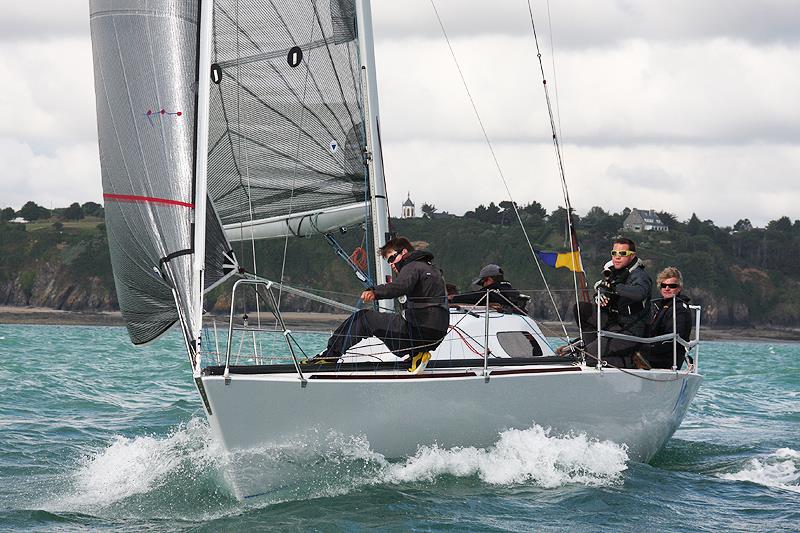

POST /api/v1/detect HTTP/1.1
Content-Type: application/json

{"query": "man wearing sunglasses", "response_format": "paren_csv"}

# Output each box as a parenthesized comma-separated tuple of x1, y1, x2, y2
(576, 237, 653, 368)
(315, 236, 449, 366)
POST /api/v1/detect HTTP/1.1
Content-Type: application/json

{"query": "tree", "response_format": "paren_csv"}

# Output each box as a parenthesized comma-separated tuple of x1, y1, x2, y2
(521, 201, 546, 220)
(686, 213, 702, 235)
(82, 201, 105, 218)
(498, 200, 516, 225)
(420, 203, 437, 218)
(63, 202, 85, 221)
(484, 202, 501, 224)
(583, 206, 608, 227)
(656, 211, 678, 229)
(767, 216, 792, 234)
(17, 201, 50, 221)
(733, 218, 753, 232)
(1, 207, 14, 221)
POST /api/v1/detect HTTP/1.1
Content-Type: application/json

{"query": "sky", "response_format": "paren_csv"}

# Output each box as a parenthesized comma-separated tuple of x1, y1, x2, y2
(1, 0, 798, 227)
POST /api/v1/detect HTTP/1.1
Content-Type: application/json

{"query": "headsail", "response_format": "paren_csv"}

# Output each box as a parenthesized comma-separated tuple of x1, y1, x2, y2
(207, 0, 368, 235)
(89, 1, 232, 345)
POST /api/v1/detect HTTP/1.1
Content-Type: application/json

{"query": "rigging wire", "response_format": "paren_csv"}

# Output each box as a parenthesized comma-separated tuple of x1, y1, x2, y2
(428, 0, 570, 341)
(545, 0, 565, 149)
(526, 0, 585, 340)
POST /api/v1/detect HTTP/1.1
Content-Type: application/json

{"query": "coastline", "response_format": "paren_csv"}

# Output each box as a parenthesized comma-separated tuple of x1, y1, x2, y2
(2, 306, 799, 342)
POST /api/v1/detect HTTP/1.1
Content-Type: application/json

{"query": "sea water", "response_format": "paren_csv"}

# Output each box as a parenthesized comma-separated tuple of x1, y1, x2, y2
(0, 324, 797, 531)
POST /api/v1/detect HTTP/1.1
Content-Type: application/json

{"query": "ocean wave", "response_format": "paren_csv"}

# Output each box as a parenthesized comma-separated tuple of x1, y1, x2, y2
(720, 448, 800, 493)
(51, 418, 629, 510)
(381, 425, 628, 487)
(54, 417, 226, 509)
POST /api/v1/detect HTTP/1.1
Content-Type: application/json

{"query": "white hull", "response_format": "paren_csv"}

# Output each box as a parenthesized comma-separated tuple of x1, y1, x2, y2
(200, 365, 701, 497)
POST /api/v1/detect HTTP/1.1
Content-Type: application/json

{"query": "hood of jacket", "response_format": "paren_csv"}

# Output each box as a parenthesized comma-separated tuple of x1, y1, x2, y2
(396, 249, 434, 270)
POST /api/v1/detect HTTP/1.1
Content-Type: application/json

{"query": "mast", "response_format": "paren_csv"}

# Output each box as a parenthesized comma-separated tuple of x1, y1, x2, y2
(355, 0, 393, 306)
(192, 0, 214, 369)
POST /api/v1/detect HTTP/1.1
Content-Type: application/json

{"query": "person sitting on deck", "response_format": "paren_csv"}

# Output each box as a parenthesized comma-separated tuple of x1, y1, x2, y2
(645, 266, 692, 369)
(565, 237, 652, 368)
(314, 237, 449, 367)
(448, 264, 527, 312)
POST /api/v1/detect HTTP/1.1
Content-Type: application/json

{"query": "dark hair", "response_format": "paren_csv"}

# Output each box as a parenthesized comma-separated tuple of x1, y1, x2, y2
(379, 236, 413, 257)
(614, 237, 636, 252)
(445, 283, 458, 296)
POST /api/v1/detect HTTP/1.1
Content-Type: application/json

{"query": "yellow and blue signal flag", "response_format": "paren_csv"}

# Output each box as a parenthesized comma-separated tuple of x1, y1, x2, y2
(534, 250, 583, 273)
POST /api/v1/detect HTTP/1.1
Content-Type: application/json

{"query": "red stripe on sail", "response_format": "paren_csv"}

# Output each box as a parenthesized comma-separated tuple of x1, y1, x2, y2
(103, 193, 194, 208)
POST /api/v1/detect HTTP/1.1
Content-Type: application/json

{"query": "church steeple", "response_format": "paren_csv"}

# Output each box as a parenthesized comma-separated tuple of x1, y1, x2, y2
(401, 191, 415, 218)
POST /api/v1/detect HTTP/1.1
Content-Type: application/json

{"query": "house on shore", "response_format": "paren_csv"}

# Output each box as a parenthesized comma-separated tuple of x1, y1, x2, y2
(622, 209, 668, 232)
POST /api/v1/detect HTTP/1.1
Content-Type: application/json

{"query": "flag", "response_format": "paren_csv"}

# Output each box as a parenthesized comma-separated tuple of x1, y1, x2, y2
(535, 250, 583, 273)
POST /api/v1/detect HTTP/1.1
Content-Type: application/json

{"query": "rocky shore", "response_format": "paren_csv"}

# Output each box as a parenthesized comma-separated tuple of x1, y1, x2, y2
(2, 306, 799, 342)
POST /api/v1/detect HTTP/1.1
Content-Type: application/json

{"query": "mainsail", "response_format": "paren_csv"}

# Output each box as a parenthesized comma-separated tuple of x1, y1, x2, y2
(207, 0, 369, 238)
(90, 1, 232, 345)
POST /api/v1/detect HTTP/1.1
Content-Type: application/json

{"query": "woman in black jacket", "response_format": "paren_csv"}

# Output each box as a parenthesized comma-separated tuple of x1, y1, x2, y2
(648, 266, 693, 369)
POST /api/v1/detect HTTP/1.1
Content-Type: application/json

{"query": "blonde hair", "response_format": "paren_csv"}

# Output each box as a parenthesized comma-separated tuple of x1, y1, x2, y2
(657, 266, 683, 286)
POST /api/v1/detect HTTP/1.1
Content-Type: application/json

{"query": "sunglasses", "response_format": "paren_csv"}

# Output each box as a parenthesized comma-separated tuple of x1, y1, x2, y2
(386, 252, 401, 264)
(660, 283, 680, 289)
(610, 250, 635, 257)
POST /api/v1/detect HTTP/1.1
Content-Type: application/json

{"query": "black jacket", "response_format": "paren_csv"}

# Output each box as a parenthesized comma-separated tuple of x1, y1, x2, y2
(648, 294, 692, 368)
(598, 257, 652, 335)
(450, 280, 523, 312)
(371, 250, 449, 333)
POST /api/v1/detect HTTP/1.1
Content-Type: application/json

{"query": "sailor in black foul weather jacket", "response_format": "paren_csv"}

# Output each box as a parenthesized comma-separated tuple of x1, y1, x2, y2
(576, 237, 652, 368)
(449, 264, 526, 313)
(647, 266, 692, 369)
(318, 237, 449, 361)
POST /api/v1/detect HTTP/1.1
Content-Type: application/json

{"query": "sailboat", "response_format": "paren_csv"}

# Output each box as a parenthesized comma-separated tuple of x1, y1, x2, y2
(89, 0, 702, 498)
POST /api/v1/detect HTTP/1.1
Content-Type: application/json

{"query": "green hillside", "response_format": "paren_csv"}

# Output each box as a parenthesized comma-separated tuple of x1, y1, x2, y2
(3, 200, 800, 327)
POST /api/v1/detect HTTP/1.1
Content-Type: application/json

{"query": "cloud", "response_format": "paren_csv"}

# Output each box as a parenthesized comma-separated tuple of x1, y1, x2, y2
(0, 0, 89, 42)
(0, 37, 97, 148)
(1, 0, 798, 230)
(0, 139, 102, 210)
(372, 0, 800, 47)
(374, 36, 800, 146)
(385, 140, 800, 228)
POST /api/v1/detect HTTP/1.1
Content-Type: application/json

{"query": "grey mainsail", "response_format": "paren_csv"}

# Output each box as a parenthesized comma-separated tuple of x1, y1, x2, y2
(90, 1, 231, 345)
(207, 0, 368, 228)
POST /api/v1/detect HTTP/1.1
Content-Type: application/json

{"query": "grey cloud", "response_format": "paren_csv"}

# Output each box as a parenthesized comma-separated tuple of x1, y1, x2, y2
(373, 0, 800, 48)
(0, 1, 88, 41)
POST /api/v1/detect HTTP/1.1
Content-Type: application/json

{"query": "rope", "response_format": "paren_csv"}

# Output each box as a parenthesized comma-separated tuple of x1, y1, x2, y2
(525, 0, 584, 340)
(428, 0, 569, 340)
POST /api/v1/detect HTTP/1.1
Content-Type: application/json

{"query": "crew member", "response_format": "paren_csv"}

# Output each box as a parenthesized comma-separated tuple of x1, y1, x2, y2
(316, 237, 449, 363)
(647, 266, 692, 369)
(449, 264, 526, 312)
(574, 237, 652, 368)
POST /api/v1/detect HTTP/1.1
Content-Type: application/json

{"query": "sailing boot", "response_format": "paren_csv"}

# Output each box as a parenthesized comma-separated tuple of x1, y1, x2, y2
(408, 352, 432, 374)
